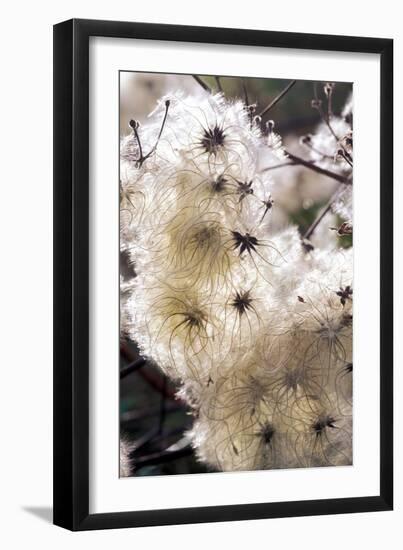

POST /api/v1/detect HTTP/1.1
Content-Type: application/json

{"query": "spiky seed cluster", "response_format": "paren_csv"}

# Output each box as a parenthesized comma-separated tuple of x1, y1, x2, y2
(121, 90, 353, 472)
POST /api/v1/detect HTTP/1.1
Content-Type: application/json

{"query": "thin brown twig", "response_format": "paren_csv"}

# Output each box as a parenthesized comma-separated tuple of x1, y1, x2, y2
(242, 79, 249, 106)
(303, 188, 341, 240)
(261, 161, 297, 173)
(258, 80, 297, 118)
(120, 343, 179, 400)
(215, 76, 223, 93)
(260, 149, 351, 239)
(192, 75, 211, 93)
(285, 151, 351, 185)
(313, 81, 339, 142)
(339, 150, 353, 168)
(129, 100, 170, 167)
(120, 358, 146, 379)
(327, 84, 333, 122)
(301, 138, 334, 160)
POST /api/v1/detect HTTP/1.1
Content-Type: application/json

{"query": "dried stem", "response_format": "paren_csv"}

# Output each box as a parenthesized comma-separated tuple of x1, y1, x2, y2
(120, 343, 179, 400)
(120, 357, 146, 379)
(242, 79, 250, 106)
(261, 161, 297, 173)
(129, 100, 170, 167)
(313, 82, 339, 142)
(192, 75, 212, 93)
(301, 138, 334, 160)
(304, 188, 342, 240)
(285, 151, 351, 185)
(215, 76, 223, 93)
(259, 80, 297, 117)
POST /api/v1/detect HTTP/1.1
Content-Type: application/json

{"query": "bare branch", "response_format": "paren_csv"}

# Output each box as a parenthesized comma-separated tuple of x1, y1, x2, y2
(192, 75, 211, 93)
(215, 76, 223, 93)
(120, 357, 146, 379)
(261, 161, 297, 173)
(259, 80, 296, 117)
(285, 151, 351, 185)
(242, 78, 249, 106)
(304, 188, 341, 240)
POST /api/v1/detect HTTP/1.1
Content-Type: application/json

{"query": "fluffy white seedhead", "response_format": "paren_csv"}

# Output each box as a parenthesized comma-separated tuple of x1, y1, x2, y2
(188, 247, 352, 471)
(332, 184, 353, 222)
(308, 118, 352, 172)
(307, 92, 353, 173)
(265, 120, 287, 160)
(120, 87, 353, 473)
(302, 94, 353, 222)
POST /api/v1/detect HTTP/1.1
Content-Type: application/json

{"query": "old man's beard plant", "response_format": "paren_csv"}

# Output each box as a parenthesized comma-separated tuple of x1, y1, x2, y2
(120, 87, 353, 472)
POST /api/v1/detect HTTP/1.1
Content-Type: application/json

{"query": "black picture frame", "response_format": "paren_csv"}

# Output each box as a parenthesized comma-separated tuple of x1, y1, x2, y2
(53, 18, 393, 531)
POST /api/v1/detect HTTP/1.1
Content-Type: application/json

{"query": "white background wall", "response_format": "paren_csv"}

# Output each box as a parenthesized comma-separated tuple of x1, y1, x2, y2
(0, 1, 400, 547)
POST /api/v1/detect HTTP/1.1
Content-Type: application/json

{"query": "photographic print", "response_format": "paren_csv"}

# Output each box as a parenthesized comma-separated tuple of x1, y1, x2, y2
(119, 72, 353, 478)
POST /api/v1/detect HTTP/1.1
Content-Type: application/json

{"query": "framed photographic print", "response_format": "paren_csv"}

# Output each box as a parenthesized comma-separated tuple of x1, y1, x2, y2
(53, 19, 393, 530)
